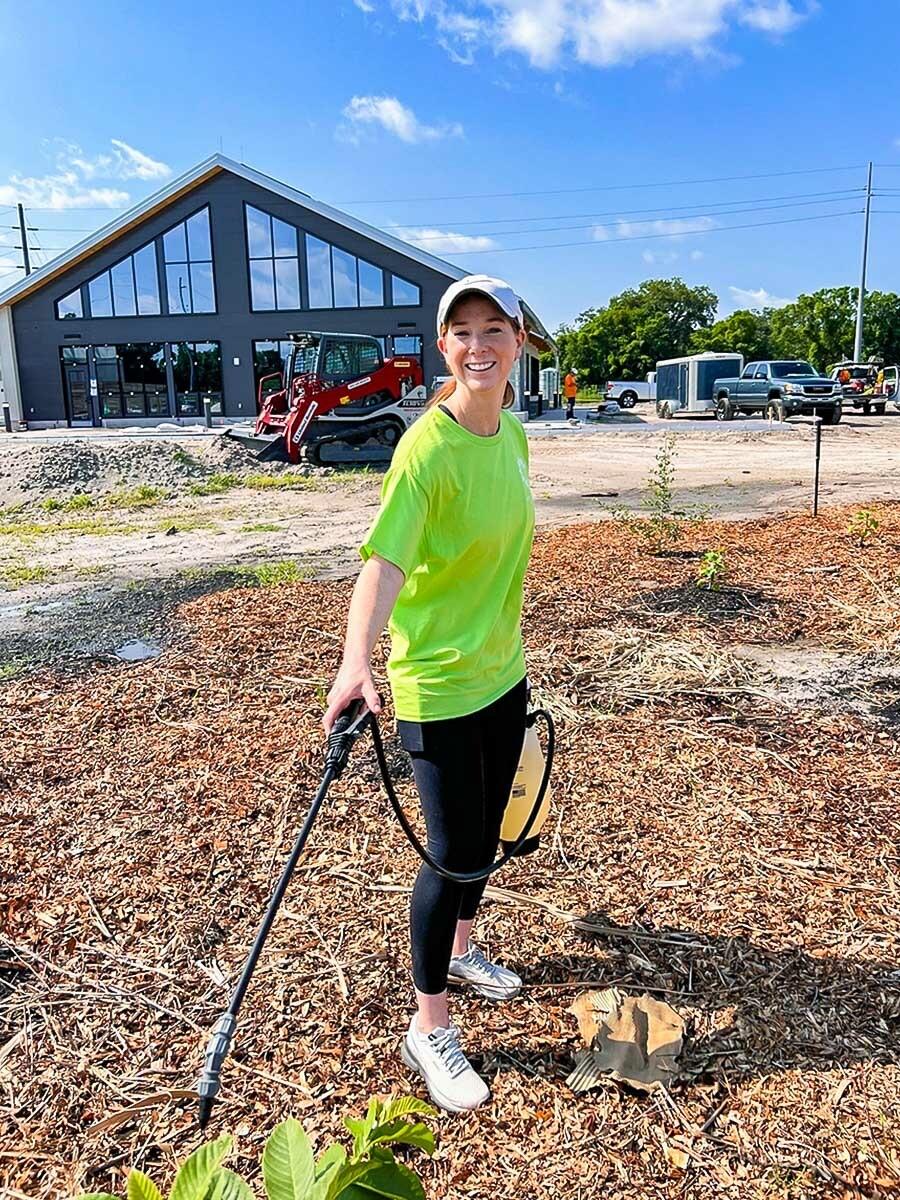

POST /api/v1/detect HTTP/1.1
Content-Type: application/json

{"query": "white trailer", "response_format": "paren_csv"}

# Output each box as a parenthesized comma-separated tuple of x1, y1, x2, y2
(654, 352, 744, 418)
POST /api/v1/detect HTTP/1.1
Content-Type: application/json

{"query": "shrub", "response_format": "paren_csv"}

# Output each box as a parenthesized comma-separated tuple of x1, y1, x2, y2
(847, 508, 879, 547)
(695, 549, 727, 590)
(77, 1098, 437, 1200)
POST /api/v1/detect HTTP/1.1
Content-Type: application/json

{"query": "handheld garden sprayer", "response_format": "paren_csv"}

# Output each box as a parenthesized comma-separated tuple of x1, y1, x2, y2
(196, 695, 554, 1128)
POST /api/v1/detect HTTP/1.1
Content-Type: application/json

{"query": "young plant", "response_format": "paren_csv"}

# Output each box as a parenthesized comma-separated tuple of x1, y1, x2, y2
(77, 1098, 437, 1200)
(847, 508, 879, 548)
(695, 549, 727, 591)
(613, 434, 704, 554)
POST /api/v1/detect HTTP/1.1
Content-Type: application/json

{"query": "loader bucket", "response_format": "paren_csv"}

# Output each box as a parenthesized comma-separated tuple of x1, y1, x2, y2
(224, 426, 290, 462)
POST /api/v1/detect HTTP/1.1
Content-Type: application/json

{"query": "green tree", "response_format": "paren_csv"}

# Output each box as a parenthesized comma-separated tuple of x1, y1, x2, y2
(548, 279, 717, 384)
(690, 308, 772, 362)
(768, 287, 857, 370)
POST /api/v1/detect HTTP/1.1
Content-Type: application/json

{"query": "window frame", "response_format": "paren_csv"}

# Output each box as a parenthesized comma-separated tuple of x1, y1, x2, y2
(245, 203, 304, 313)
(160, 205, 217, 316)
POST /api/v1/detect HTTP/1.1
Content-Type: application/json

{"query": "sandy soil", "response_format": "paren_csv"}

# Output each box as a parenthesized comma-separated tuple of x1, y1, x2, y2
(0, 410, 897, 670)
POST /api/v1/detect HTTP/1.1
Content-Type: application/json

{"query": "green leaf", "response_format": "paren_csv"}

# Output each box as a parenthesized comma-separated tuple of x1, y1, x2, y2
(128, 1171, 164, 1200)
(336, 1158, 426, 1200)
(370, 1098, 436, 1125)
(169, 1134, 232, 1200)
(315, 1145, 347, 1176)
(206, 1169, 254, 1200)
(342, 1118, 368, 1161)
(366, 1122, 434, 1156)
(319, 1163, 378, 1200)
(262, 1117, 315, 1200)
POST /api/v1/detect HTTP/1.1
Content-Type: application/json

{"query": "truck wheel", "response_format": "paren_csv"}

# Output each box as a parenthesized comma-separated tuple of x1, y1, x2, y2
(874, 403, 886, 415)
(657, 401, 672, 420)
(821, 405, 842, 426)
(862, 402, 871, 415)
(714, 396, 734, 421)
(765, 400, 785, 423)
(619, 390, 637, 409)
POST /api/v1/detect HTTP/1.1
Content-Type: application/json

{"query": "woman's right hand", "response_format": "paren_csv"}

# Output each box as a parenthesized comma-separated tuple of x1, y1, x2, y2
(322, 658, 383, 737)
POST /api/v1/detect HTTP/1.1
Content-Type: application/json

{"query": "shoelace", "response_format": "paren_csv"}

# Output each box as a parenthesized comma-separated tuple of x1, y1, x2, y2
(427, 1027, 470, 1079)
(461, 946, 505, 981)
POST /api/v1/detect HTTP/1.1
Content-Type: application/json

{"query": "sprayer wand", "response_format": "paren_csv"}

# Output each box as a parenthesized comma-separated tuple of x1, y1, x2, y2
(196, 700, 372, 1128)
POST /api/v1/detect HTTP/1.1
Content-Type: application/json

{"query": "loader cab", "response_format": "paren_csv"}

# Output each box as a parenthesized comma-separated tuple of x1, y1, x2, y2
(319, 335, 383, 385)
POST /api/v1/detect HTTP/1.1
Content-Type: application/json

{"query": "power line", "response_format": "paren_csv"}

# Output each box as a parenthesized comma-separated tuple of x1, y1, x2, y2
(382, 187, 863, 230)
(402, 193, 865, 243)
(451, 208, 863, 255)
(338, 164, 865, 206)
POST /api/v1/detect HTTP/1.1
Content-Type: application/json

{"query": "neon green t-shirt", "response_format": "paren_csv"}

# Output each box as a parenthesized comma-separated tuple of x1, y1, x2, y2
(359, 405, 535, 722)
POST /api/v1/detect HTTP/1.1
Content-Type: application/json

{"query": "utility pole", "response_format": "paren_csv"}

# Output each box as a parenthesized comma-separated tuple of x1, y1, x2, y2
(853, 161, 873, 362)
(16, 203, 31, 276)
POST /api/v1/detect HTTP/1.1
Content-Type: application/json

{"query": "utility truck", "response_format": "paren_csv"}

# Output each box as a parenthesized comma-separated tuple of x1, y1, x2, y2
(654, 353, 743, 419)
(713, 360, 842, 423)
(829, 361, 889, 414)
(604, 372, 657, 408)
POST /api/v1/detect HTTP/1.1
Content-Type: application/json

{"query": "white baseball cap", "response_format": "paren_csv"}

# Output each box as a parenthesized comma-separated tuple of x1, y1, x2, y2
(436, 274, 524, 334)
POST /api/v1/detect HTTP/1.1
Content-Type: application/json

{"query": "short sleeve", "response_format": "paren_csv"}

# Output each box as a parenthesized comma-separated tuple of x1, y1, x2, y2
(359, 461, 429, 578)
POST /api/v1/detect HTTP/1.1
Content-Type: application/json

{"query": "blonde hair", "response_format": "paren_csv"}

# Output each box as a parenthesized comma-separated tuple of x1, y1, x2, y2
(428, 300, 523, 411)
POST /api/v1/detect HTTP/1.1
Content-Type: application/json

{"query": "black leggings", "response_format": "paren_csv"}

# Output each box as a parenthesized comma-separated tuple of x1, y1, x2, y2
(397, 677, 527, 995)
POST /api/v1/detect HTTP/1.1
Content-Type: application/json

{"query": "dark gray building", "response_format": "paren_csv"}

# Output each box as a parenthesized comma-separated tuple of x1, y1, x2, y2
(0, 155, 555, 428)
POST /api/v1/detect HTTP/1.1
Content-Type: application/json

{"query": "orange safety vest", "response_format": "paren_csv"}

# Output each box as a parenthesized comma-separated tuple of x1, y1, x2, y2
(564, 374, 578, 399)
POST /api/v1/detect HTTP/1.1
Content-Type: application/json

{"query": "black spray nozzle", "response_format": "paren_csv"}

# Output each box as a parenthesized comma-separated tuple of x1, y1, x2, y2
(196, 1011, 237, 1129)
(324, 699, 375, 778)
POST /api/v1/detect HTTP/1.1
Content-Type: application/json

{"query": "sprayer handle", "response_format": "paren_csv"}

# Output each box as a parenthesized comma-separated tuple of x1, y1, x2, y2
(324, 698, 375, 777)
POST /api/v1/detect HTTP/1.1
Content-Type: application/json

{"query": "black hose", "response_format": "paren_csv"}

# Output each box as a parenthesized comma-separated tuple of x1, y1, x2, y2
(368, 708, 555, 883)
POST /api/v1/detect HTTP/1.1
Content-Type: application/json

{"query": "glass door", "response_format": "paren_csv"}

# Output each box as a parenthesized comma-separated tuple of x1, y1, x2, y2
(60, 347, 96, 425)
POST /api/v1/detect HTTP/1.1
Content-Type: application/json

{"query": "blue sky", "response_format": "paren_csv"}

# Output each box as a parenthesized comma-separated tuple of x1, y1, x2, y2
(1, 0, 899, 332)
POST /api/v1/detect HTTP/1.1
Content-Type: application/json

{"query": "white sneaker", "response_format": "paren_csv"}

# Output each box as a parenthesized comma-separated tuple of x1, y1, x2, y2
(401, 1016, 490, 1113)
(447, 943, 522, 1000)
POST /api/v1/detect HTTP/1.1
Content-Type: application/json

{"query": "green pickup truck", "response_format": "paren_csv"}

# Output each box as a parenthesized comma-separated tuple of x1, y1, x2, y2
(712, 360, 843, 424)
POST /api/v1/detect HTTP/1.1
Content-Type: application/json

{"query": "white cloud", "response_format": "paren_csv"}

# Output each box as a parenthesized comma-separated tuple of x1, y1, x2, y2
(396, 226, 497, 253)
(728, 285, 793, 309)
(0, 171, 130, 211)
(642, 249, 679, 264)
(390, 0, 815, 68)
(594, 215, 715, 240)
(739, 0, 815, 33)
(354, 0, 376, 9)
(690, 249, 705, 260)
(340, 95, 463, 142)
(0, 139, 171, 211)
(108, 140, 171, 180)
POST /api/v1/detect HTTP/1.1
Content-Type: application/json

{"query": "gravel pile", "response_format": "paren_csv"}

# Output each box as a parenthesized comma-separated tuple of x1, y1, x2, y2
(0, 435, 324, 503)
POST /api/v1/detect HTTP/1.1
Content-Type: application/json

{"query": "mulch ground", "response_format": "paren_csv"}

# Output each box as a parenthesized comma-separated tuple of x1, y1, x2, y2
(3, 502, 900, 1200)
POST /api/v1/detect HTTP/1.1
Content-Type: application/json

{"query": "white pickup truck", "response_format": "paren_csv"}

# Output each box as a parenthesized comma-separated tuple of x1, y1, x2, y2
(604, 372, 657, 408)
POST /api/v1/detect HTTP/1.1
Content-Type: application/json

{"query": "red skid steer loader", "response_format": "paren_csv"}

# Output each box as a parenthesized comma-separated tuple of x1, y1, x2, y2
(226, 331, 428, 464)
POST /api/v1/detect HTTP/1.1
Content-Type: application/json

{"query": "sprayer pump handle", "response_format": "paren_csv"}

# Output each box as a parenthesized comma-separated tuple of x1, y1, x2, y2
(325, 698, 375, 777)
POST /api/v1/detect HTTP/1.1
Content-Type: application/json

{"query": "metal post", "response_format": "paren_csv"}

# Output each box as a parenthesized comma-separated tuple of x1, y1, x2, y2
(16, 204, 31, 277)
(2, 404, 11, 433)
(853, 162, 873, 362)
(813, 417, 822, 517)
(203, 397, 213, 428)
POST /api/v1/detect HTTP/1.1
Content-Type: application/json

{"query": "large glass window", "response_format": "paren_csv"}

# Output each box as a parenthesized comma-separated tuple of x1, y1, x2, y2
(358, 260, 384, 307)
(252, 339, 294, 406)
(164, 208, 216, 314)
(306, 236, 333, 309)
(82, 239, 160, 319)
(391, 275, 420, 306)
(392, 335, 422, 357)
(56, 288, 83, 320)
(246, 205, 301, 311)
(332, 247, 358, 308)
(88, 275, 113, 318)
(91, 343, 167, 418)
(170, 341, 223, 416)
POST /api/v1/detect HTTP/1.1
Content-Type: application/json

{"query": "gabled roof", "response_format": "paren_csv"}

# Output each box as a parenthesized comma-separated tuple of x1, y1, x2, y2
(0, 153, 554, 347)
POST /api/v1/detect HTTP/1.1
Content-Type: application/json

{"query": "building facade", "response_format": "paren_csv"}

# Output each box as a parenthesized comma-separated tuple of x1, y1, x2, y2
(0, 156, 555, 428)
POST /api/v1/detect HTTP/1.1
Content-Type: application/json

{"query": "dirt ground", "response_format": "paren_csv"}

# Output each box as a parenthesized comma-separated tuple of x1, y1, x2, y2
(0, 410, 897, 673)
(3, 503, 900, 1200)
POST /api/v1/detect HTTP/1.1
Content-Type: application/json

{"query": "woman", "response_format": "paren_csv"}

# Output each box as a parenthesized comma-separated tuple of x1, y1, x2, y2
(323, 274, 535, 1113)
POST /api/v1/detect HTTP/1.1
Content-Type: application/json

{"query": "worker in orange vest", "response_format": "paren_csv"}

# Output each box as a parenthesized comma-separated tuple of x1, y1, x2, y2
(564, 369, 578, 420)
